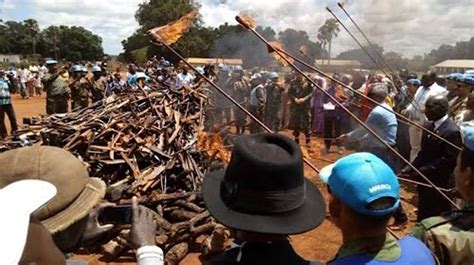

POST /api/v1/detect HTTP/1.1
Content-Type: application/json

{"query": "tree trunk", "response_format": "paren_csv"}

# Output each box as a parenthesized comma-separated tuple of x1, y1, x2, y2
(322, 44, 327, 65)
(328, 40, 332, 66)
(33, 38, 36, 57)
(53, 33, 58, 60)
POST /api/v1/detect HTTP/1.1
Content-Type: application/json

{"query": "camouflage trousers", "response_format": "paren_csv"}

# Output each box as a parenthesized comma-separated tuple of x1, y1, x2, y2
(46, 95, 68, 115)
(72, 97, 89, 112)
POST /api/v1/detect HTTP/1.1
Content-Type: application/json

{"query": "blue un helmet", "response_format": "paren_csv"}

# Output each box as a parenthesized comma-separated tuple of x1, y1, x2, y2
(406, 79, 421, 87)
(464, 69, 474, 76)
(91, 65, 102, 73)
(72, 65, 83, 73)
(233, 65, 244, 76)
(221, 65, 230, 73)
(458, 74, 474, 87)
(195, 67, 205, 75)
(447, 73, 464, 81)
(269, 72, 279, 80)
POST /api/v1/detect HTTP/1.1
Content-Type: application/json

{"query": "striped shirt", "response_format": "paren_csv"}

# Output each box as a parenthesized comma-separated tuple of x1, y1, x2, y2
(0, 78, 11, 105)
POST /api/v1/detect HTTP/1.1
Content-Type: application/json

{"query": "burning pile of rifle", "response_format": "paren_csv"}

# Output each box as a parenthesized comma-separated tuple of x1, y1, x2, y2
(0, 86, 231, 264)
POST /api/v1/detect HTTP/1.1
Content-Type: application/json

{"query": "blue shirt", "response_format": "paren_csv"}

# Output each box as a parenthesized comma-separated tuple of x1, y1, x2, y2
(0, 78, 11, 105)
(127, 73, 137, 86)
(347, 103, 397, 147)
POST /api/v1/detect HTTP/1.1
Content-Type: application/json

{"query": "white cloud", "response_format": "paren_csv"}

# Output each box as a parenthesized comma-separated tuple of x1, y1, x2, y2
(8, 0, 474, 57)
(200, 0, 474, 58)
(31, 0, 143, 55)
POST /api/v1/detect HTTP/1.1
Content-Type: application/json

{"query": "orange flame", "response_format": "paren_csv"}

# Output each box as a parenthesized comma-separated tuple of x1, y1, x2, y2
(148, 10, 198, 45)
(267, 41, 294, 66)
(197, 130, 231, 164)
(236, 12, 257, 30)
(299, 45, 308, 56)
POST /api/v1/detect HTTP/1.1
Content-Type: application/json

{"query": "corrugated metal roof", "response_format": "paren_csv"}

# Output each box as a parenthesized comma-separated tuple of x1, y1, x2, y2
(315, 59, 362, 66)
(185, 58, 243, 65)
(433, 60, 474, 68)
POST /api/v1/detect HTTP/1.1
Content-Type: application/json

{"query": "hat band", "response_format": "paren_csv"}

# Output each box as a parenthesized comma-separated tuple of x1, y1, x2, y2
(221, 180, 306, 214)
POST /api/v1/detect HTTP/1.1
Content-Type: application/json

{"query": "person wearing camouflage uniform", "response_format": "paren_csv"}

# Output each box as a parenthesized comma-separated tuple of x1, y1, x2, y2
(214, 64, 232, 126)
(42, 60, 69, 115)
(91, 66, 106, 103)
(288, 74, 313, 147)
(412, 125, 474, 265)
(265, 72, 283, 132)
(249, 74, 266, 134)
(230, 66, 249, 135)
(69, 65, 89, 111)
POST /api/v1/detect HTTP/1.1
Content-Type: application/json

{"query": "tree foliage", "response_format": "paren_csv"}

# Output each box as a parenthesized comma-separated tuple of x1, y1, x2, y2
(0, 19, 104, 62)
(279, 29, 326, 70)
(120, 0, 217, 64)
(424, 38, 474, 67)
(317, 18, 340, 63)
(336, 44, 386, 69)
(120, 0, 328, 67)
(210, 24, 275, 68)
(336, 38, 474, 72)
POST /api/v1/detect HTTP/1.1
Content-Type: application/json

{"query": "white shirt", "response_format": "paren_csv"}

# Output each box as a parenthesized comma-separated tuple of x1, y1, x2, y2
(38, 66, 48, 79)
(434, 115, 449, 131)
(175, 73, 194, 89)
(406, 82, 446, 122)
(18, 69, 30, 83)
(136, 246, 163, 265)
(29, 65, 38, 73)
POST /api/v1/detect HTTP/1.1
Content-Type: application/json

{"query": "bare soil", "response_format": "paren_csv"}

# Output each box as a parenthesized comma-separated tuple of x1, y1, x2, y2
(7, 95, 418, 264)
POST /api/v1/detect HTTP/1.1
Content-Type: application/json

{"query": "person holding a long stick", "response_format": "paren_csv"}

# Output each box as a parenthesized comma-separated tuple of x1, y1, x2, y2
(288, 74, 313, 148)
(401, 95, 462, 221)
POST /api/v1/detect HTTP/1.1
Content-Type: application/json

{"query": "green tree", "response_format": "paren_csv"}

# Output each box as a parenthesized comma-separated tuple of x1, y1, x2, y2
(2, 21, 30, 54)
(23, 19, 40, 56)
(121, 0, 216, 64)
(278, 28, 326, 70)
(336, 44, 385, 69)
(39, 25, 103, 61)
(135, 0, 195, 31)
(0, 20, 10, 54)
(383, 51, 407, 71)
(211, 24, 276, 68)
(317, 18, 340, 65)
(40, 26, 61, 60)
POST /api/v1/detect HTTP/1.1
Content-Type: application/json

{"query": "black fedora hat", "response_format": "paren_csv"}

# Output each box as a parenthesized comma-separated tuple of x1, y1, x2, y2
(202, 133, 326, 235)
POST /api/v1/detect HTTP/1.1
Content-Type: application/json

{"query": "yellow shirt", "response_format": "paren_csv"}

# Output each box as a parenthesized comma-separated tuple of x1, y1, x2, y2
(61, 71, 69, 83)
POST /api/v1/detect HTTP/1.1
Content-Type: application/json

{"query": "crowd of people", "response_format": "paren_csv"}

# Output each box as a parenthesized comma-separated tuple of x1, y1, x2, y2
(2, 129, 473, 264)
(0, 56, 473, 264)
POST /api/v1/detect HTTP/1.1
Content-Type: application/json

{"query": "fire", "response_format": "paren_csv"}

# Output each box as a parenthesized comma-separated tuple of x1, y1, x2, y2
(236, 12, 257, 30)
(299, 45, 308, 56)
(267, 41, 294, 66)
(196, 129, 231, 164)
(148, 10, 198, 45)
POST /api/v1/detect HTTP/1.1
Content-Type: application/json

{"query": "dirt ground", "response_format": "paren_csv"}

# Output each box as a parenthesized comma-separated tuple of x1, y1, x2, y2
(6, 94, 418, 264)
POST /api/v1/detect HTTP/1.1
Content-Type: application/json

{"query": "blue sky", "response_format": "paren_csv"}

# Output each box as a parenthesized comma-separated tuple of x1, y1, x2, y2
(2, 0, 473, 57)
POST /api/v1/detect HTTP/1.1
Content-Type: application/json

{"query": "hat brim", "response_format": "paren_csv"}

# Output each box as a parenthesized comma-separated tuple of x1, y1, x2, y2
(42, 178, 106, 234)
(202, 170, 326, 235)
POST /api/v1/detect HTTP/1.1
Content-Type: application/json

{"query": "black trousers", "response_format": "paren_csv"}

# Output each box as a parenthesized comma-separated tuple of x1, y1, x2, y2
(0, 104, 18, 138)
(324, 111, 342, 150)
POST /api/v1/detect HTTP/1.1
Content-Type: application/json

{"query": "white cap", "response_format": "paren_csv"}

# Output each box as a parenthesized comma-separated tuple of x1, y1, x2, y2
(136, 72, 148, 80)
(0, 180, 57, 264)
